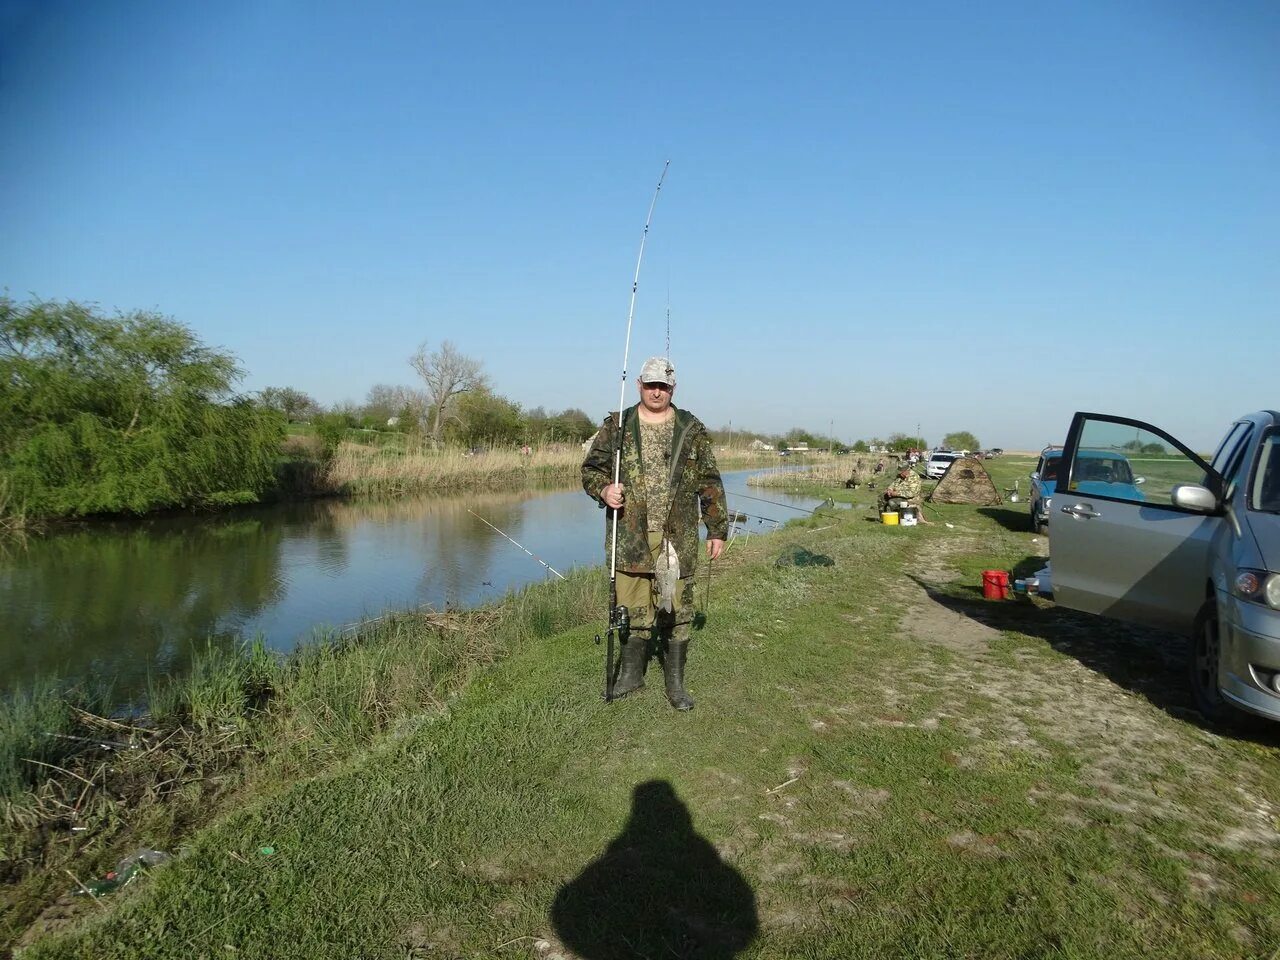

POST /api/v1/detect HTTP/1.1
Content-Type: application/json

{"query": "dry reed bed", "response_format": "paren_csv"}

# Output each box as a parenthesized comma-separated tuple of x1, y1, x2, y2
(745, 456, 849, 489)
(325, 442, 583, 495)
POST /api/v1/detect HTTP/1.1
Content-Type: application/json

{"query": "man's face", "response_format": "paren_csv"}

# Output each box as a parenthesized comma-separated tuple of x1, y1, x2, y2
(638, 379, 674, 415)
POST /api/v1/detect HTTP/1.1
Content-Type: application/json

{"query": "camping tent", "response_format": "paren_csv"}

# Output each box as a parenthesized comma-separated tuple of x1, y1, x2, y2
(927, 456, 1003, 505)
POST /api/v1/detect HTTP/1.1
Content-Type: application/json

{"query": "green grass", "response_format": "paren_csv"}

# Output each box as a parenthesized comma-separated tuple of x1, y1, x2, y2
(8, 482, 1280, 958)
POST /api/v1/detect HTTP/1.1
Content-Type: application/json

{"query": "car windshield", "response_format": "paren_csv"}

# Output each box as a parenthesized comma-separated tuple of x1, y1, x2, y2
(1249, 430, 1280, 513)
(1078, 456, 1134, 484)
(1041, 457, 1060, 481)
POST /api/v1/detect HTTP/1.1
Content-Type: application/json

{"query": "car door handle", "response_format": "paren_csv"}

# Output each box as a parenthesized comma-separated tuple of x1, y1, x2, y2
(1061, 503, 1101, 519)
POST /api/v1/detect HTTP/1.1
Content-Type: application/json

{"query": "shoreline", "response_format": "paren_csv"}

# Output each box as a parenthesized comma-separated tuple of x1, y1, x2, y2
(6, 455, 1280, 956)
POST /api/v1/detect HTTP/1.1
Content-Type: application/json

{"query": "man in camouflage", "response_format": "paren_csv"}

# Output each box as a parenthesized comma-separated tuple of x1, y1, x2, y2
(845, 456, 868, 489)
(581, 357, 728, 711)
(879, 465, 924, 515)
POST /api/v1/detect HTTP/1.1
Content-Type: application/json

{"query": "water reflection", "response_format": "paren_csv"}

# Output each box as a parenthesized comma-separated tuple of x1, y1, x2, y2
(0, 516, 286, 691)
(0, 471, 826, 694)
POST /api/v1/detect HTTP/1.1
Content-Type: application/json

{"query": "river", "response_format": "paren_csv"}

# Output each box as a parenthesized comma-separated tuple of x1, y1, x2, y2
(0, 470, 834, 695)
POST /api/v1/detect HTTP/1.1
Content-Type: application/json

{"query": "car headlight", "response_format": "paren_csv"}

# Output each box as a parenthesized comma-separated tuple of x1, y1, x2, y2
(1044, 497, 1052, 512)
(1233, 569, 1280, 610)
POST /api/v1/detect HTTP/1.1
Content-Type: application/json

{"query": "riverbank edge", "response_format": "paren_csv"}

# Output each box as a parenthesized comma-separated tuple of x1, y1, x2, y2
(0, 566, 608, 950)
(10, 470, 1280, 958)
(1, 448, 783, 531)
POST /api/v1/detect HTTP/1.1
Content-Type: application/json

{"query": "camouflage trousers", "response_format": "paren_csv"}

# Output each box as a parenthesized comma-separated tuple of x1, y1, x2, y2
(616, 531, 696, 640)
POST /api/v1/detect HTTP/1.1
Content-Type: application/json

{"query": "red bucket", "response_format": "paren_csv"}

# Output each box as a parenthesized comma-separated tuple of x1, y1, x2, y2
(982, 570, 1010, 600)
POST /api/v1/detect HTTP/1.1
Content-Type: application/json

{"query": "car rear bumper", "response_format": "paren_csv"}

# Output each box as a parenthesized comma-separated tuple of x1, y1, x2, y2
(1218, 592, 1280, 721)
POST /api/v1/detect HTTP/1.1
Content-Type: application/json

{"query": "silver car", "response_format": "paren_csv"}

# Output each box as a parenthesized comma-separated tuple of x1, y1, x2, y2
(1050, 410, 1280, 725)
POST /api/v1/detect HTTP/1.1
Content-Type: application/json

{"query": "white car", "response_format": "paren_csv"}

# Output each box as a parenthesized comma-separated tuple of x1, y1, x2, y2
(926, 451, 961, 479)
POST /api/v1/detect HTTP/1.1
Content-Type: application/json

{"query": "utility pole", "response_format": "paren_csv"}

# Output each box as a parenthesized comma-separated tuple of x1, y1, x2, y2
(728, 419, 733, 450)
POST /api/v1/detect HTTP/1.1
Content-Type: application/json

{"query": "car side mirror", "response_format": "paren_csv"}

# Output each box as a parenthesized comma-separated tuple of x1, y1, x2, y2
(1170, 483, 1217, 513)
(1029, 472, 1038, 480)
(1134, 477, 1146, 484)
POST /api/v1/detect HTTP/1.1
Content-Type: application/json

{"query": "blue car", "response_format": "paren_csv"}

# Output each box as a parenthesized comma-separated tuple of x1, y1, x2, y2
(1030, 447, 1144, 534)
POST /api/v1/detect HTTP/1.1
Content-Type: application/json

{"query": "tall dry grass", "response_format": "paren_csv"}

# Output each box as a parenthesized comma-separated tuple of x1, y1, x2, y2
(746, 454, 850, 489)
(325, 441, 583, 495)
(0, 475, 31, 533)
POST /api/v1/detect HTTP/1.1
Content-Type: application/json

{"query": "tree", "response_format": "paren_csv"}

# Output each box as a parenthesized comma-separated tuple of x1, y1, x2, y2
(851, 440, 870, 453)
(523, 407, 595, 445)
(0, 296, 283, 518)
(409, 340, 487, 441)
(942, 431, 980, 452)
(450, 388, 524, 446)
(361, 383, 428, 430)
(547, 408, 595, 443)
(260, 386, 318, 423)
(887, 433, 927, 452)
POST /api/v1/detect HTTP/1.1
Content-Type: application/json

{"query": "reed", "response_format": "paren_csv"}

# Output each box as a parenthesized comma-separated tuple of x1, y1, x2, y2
(0, 476, 31, 533)
(745, 455, 850, 489)
(324, 441, 583, 496)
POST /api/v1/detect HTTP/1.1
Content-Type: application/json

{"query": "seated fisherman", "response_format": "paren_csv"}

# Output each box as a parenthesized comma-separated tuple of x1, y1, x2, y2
(879, 465, 923, 515)
(845, 458, 868, 489)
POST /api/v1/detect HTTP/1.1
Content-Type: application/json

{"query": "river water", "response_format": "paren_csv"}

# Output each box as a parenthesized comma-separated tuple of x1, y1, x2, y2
(0, 471, 833, 695)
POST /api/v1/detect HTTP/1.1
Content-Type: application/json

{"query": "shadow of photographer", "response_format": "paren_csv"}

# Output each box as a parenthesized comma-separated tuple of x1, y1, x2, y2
(551, 780, 758, 959)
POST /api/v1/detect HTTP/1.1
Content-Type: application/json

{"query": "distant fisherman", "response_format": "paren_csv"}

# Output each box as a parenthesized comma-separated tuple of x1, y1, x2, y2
(880, 465, 923, 516)
(582, 357, 728, 711)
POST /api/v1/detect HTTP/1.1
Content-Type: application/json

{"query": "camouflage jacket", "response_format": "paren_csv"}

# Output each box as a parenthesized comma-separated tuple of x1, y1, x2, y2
(581, 404, 728, 575)
(886, 471, 923, 501)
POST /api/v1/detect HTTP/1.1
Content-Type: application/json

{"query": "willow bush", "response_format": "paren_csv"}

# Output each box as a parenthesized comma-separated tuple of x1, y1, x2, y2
(0, 297, 284, 519)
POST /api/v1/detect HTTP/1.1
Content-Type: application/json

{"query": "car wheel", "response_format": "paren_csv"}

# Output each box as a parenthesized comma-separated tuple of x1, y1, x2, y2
(1029, 503, 1047, 534)
(1189, 599, 1256, 730)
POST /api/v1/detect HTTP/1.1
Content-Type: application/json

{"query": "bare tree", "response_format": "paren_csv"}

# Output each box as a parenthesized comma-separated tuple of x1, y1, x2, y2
(260, 386, 319, 423)
(409, 340, 487, 441)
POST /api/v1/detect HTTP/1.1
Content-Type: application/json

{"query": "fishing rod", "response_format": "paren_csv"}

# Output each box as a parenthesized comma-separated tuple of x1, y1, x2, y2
(732, 491, 834, 514)
(598, 160, 670, 704)
(728, 508, 783, 527)
(467, 510, 567, 581)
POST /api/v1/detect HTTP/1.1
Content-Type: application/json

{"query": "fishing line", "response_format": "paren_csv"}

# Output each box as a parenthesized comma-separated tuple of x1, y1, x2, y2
(467, 510, 567, 580)
(665, 273, 671, 359)
(731, 491, 830, 514)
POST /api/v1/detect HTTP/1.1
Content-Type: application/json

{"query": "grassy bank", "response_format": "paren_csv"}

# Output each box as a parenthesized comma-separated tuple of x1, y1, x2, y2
(1, 575, 603, 951)
(8, 463, 1280, 958)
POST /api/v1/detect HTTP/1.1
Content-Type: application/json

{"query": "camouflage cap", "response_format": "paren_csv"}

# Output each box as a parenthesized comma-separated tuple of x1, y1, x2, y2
(638, 356, 676, 386)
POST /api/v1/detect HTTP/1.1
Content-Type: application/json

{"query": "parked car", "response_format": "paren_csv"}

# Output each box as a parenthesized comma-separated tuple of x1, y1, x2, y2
(1049, 410, 1280, 726)
(925, 451, 961, 479)
(1029, 446, 1146, 534)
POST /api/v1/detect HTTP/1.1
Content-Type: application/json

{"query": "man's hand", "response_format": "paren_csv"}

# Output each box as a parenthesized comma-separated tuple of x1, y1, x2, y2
(706, 538, 725, 561)
(602, 483, 626, 509)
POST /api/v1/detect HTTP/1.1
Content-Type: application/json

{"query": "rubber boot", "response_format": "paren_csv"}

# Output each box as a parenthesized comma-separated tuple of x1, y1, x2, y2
(612, 631, 647, 698)
(663, 641, 695, 711)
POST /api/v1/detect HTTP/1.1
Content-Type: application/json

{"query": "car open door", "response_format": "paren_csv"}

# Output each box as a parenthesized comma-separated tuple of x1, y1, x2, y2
(1050, 413, 1222, 634)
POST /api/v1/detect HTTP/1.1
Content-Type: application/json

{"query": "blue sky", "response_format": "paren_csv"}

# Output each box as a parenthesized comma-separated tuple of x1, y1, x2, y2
(2, 1, 1276, 451)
